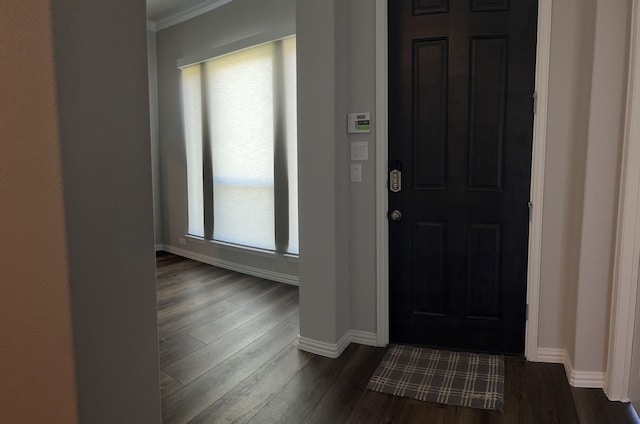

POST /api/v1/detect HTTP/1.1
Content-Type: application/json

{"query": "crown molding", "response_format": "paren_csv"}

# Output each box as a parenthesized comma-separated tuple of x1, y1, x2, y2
(149, 0, 234, 32)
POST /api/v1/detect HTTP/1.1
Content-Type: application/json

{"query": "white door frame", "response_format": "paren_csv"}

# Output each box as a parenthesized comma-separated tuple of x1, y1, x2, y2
(374, 0, 553, 361)
(606, 0, 640, 402)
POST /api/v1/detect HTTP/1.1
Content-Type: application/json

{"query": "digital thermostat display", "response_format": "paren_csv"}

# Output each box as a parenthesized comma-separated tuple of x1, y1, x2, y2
(347, 112, 371, 134)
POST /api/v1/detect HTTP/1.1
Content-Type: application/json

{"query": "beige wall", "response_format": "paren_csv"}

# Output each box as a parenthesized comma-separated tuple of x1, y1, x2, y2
(573, 0, 629, 372)
(0, 1, 79, 422)
(539, 0, 630, 373)
(539, 0, 595, 356)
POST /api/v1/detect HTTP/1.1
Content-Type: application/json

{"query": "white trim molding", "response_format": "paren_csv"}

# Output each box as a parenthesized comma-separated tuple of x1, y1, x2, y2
(350, 330, 379, 347)
(538, 348, 607, 389)
(375, 0, 390, 348)
(297, 330, 378, 358)
(374, 0, 553, 357)
(152, 0, 235, 31)
(537, 347, 568, 364)
(606, 0, 640, 402)
(525, 0, 553, 362)
(162, 245, 299, 286)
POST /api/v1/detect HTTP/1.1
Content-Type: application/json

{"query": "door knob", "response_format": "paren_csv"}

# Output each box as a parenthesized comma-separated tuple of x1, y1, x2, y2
(390, 210, 403, 221)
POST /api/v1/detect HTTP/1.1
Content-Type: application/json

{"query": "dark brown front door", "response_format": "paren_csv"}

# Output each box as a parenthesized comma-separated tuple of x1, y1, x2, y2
(388, 0, 538, 354)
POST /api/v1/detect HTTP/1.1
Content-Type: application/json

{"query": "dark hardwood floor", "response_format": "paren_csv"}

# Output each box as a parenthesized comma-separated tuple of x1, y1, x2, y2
(157, 252, 637, 423)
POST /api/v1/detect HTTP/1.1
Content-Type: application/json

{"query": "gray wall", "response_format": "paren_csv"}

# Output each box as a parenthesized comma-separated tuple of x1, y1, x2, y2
(51, 0, 162, 422)
(296, 0, 378, 344)
(155, 0, 298, 280)
(347, 0, 378, 335)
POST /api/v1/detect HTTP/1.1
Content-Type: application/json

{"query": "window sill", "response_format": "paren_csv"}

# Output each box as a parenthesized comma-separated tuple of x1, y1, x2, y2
(184, 235, 299, 260)
(284, 253, 299, 263)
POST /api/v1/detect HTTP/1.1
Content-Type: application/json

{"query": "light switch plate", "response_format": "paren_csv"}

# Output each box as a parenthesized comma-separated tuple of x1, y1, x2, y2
(350, 163, 362, 182)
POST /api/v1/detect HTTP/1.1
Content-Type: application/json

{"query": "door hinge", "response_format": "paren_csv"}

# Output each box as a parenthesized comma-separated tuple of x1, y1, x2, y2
(533, 91, 538, 115)
(525, 304, 529, 321)
(528, 201, 533, 222)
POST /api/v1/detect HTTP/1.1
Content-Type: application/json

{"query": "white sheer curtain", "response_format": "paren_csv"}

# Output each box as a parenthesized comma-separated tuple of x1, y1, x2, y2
(182, 65, 205, 238)
(283, 38, 298, 254)
(181, 37, 298, 253)
(207, 43, 275, 250)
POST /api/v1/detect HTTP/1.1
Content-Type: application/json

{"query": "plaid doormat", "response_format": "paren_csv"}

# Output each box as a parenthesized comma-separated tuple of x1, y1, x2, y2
(366, 345, 505, 411)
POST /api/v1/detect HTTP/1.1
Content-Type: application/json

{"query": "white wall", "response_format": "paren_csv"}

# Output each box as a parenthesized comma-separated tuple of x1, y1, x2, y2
(51, 0, 162, 422)
(155, 0, 298, 281)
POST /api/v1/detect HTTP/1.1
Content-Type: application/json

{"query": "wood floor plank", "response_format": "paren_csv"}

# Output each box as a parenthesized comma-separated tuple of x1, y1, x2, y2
(160, 370, 183, 399)
(247, 344, 360, 424)
(161, 321, 299, 424)
(223, 277, 281, 306)
(500, 357, 535, 424)
(190, 343, 313, 424)
(155, 255, 210, 282)
(396, 398, 452, 424)
(159, 333, 206, 369)
(525, 362, 579, 424)
(158, 300, 239, 339)
(349, 391, 429, 424)
(157, 264, 230, 294)
(164, 297, 298, 384)
(303, 345, 388, 424)
(571, 387, 638, 424)
(156, 269, 235, 311)
(188, 284, 298, 344)
(157, 273, 258, 318)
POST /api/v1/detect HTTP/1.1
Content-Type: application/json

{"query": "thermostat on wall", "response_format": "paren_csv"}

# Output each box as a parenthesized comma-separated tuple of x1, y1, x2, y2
(347, 112, 371, 133)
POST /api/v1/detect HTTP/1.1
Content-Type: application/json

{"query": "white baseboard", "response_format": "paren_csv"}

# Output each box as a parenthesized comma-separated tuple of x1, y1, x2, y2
(537, 347, 606, 388)
(297, 330, 379, 358)
(297, 332, 351, 358)
(537, 347, 567, 363)
(350, 330, 378, 347)
(161, 245, 299, 286)
(155, 244, 164, 252)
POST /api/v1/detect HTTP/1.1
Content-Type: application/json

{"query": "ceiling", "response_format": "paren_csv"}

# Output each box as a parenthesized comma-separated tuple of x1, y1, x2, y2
(146, 0, 215, 22)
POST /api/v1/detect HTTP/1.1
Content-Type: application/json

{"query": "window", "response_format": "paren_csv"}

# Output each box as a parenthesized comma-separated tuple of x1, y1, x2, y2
(182, 36, 298, 254)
